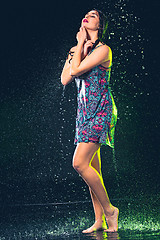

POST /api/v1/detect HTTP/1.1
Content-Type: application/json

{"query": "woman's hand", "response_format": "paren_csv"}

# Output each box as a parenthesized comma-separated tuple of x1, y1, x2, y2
(83, 40, 93, 57)
(76, 27, 94, 58)
(76, 26, 87, 45)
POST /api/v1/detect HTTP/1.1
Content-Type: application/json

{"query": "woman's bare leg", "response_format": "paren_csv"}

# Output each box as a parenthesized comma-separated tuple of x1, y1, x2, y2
(83, 148, 107, 233)
(73, 142, 119, 232)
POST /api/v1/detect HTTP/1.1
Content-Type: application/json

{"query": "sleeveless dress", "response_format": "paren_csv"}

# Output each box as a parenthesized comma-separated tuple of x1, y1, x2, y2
(74, 45, 117, 148)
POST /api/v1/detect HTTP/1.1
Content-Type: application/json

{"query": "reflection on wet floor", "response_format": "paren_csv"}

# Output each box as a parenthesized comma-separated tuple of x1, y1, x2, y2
(1, 195, 160, 239)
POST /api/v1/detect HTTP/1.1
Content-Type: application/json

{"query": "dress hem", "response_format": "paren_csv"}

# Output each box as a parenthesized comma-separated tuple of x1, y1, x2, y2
(74, 140, 114, 149)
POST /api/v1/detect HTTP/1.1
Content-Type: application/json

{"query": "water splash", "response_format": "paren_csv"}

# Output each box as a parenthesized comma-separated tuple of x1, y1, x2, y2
(62, 85, 66, 98)
(112, 148, 120, 188)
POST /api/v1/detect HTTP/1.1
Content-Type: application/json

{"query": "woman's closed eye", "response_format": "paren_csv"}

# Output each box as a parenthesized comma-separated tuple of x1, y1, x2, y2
(85, 15, 96, 18)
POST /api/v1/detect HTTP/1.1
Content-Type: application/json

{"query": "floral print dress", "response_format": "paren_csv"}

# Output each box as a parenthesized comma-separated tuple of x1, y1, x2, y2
(74, 45, 117, 148)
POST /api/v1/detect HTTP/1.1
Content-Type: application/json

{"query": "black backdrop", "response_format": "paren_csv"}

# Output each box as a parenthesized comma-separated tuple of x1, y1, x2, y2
(1, 0, 160, 206)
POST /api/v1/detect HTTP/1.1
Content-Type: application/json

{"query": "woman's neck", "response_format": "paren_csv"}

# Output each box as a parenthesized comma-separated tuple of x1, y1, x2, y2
(86, 30, 99, 43)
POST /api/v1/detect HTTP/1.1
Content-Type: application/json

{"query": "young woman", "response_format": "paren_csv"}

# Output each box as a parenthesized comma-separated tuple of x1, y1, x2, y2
(61, 9, 119, 233)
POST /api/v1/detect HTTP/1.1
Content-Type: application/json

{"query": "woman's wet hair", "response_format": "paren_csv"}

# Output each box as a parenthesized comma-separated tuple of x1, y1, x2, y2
(91, 9, 109, 42)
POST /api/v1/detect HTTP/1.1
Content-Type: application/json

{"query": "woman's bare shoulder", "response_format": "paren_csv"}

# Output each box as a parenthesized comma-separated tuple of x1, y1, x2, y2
(101, 44, 112, 59)
(105, 44, 112, 53)
(70, 46, 77, 52)
(99, 42, 112, 51)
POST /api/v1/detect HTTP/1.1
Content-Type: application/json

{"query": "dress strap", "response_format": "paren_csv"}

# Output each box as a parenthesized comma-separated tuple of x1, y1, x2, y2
(94, 45, 104, 50)
(88, 45, 103, 56)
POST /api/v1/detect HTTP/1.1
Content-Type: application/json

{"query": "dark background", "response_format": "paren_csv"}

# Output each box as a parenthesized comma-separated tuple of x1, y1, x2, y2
(0, 0, 160, 207)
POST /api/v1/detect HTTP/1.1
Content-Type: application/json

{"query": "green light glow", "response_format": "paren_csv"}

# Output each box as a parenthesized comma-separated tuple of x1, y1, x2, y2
(46, 208, 160, 239)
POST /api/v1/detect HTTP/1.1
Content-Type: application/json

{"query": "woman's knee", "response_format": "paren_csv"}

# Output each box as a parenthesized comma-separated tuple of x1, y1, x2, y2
(72, 142, 100, 173)
(72, 155, 87, 173)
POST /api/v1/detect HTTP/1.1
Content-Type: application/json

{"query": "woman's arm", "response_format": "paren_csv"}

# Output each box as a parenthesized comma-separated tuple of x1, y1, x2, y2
(71, 45, 109, 76)
(61, 46, 77, 86)
(70, 27, 109, 77)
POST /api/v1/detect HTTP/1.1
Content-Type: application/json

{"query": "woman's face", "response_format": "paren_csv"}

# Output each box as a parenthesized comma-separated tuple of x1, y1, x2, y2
(81, 10, 100, 31)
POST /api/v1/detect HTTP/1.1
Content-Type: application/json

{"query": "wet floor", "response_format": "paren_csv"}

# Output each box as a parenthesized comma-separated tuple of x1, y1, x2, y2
(1, 195, 160, 240)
